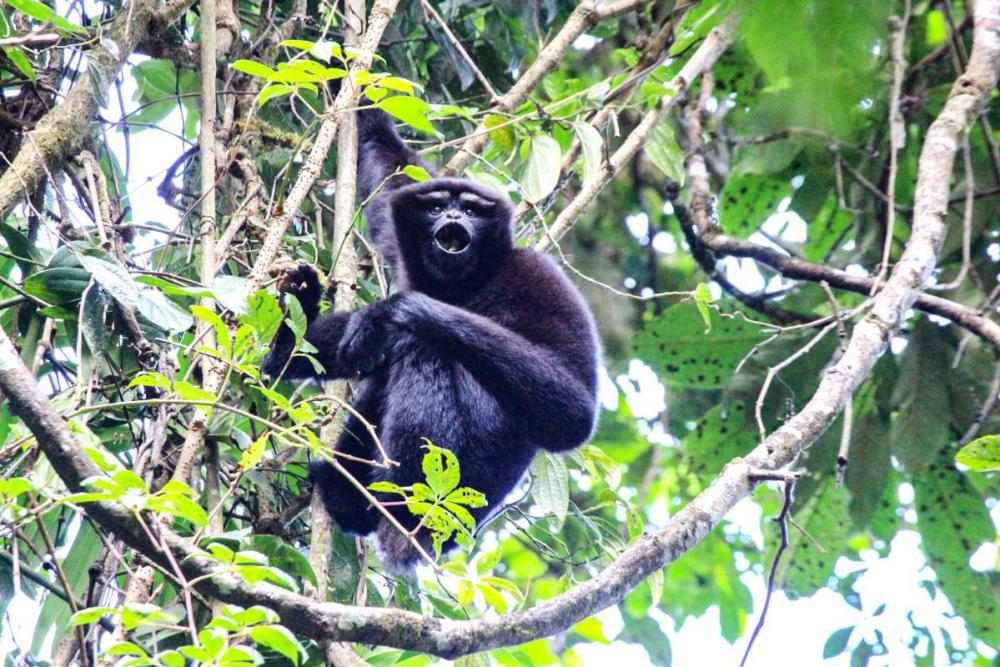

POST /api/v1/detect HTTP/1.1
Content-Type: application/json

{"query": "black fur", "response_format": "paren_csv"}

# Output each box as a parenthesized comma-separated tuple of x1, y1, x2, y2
(263, 106, 600, 569)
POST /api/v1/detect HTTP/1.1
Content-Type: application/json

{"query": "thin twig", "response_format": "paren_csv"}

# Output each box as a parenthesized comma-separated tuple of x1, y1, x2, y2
(420, 0, 498, 100)
(873, 3, 911, 292)
(739, 470, 799, 667)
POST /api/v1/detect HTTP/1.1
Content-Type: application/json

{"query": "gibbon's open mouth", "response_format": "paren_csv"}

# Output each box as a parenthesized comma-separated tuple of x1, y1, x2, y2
(433, 222, 471, 254)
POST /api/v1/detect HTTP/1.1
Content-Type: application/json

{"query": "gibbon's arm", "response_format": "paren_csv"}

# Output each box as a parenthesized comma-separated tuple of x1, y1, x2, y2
(261, 263, 357, 380)
(356, 108, 434, 199)
(262, 310, 355, 380)
(388, 292, 597, 450)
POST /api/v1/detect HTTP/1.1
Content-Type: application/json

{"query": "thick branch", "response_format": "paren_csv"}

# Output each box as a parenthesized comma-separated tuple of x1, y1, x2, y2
(700, 232, 1000, 350)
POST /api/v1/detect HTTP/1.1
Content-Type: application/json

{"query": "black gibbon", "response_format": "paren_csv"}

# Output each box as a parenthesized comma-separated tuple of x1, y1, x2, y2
(263, 104, 600, 569)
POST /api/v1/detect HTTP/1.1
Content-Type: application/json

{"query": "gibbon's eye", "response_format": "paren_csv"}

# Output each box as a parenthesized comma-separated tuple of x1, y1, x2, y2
(431, 204, 443, 214)
(464, 207, 475, 216)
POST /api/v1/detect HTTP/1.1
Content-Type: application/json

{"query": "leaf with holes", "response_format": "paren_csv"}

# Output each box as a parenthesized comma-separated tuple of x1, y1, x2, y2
(422, 443, 460, 497)
(719, 173, 791, 237)
(915, 449, 1000, 645)
(681, 403, 756, 482)
(779, 476, 850, 598)
(633, 303, 768, 389)
(956, 435, 1000, 472)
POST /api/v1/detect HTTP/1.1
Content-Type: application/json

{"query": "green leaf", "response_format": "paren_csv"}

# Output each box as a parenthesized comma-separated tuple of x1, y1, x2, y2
(572, 122, 603, 185)
(646, 122, 686, 185)
(239, 432, 268, 472)
(522, 134, 561, 204)
(369, 481, 406, 495)
(402, 165, 432, 182)
(422, 443, 461, 496)
(719, 173, 792, 237)
(2, 46, 35, 80)
(258, 84, 294, 105)
(247, 535, 318, 587)
(530, 451, 569, 528)
(248, 625, 303, 664)
(79, 254, 139, 310)
(137, 287, 193, 332)
(681, 403, 755, 482)
(478, 582, 508, 613)
(106, 642, 149, 657)
(231, 59, 278, 79)
(915, 449, 1000, 644)
(278, 39, 314, 51)
(213, 275, 249, 315)
(22, 267, 90, 304)
(6, 0, 86, 33)
(376, 75, 418, 94)
(926, 10, 947, 46)
(890, 319, 953, 472)
(377, 95, 435, 135)
(71, 607, 115, 626)
(693, 282, 713, 332)
(192, 304, 232, 357)
(822, 626, 853, 658)
(633, 303, 768, 389)
(780, 477, 850, 597)
(0, 222, 44, 273)
(445, 487, 487, 508)
(175, 381, 216, 405)
(803, 195, 854, 262)
(955, 435, 1000, 471)
(485, 114, 516, 153)
(246, 291, 283, 344)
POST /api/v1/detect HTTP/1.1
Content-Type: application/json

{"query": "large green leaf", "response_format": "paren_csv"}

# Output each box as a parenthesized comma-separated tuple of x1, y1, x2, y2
(915, 451, 1000, 645)
(22, 267, 91, 305)
(779, 476, 851, 598)
(522, 134, 561, 204)
(681, 402, 756, 482)
(633, 304, 768, 389)
(890, 319, 954, 472)
(719, 173, 791, 237)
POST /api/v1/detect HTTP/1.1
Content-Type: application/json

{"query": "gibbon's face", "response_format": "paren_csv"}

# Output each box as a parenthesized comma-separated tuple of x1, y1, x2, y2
(392, 179, 514, 286)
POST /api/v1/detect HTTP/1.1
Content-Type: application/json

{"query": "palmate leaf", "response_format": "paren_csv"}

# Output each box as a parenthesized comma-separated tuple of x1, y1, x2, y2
(422, 443, 460, 496)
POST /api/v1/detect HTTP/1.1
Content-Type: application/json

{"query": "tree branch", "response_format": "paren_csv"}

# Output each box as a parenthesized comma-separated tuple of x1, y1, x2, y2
(441, 0, 647, 176)
(534, 9, 742, 252)
(0, 0, 196, 218)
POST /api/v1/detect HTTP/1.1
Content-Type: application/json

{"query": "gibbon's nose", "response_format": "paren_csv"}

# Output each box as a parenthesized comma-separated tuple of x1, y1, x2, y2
(446, 209, 462, 220)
